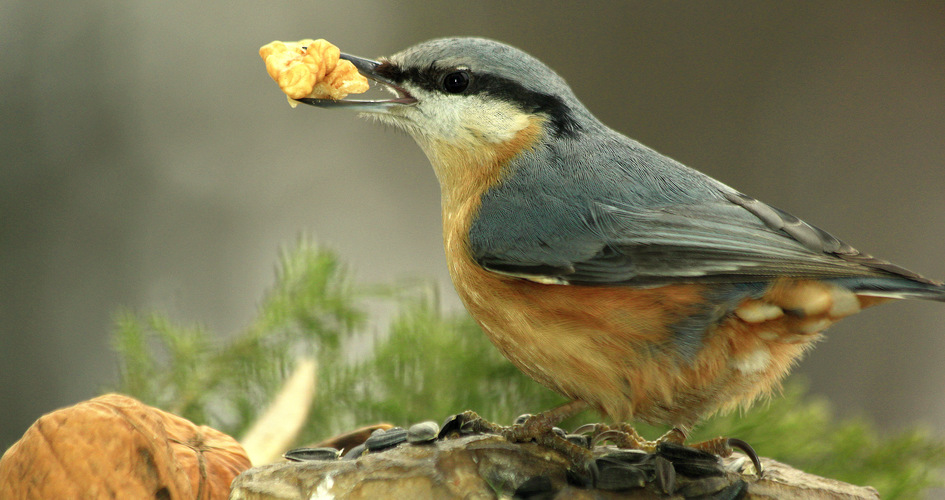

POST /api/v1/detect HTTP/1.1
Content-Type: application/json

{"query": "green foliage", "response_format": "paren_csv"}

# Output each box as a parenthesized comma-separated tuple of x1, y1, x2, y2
(112, 240, 363, 436)
(301, 291, 571, 443)
(111, 241, 944, 499)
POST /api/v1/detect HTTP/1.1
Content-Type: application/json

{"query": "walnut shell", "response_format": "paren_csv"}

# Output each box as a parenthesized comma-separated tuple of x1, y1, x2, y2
(0, 393, 250, 500)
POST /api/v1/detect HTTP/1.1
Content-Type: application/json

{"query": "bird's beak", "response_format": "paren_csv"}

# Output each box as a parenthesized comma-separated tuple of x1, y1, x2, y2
(293, 54, 417, 111)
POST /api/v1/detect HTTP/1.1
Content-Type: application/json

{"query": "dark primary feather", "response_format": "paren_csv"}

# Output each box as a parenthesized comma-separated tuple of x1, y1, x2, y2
(468, 129, 945, 300)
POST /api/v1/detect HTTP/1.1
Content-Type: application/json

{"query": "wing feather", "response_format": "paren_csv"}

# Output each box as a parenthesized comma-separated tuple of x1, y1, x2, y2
(467, 133, 943, 294)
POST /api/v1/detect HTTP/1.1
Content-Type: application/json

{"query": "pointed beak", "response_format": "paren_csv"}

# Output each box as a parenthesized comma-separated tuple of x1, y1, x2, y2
(293, 54, 417, 111)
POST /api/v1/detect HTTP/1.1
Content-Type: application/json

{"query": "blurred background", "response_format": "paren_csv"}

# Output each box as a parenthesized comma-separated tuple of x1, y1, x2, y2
(2, 2, 944, 451)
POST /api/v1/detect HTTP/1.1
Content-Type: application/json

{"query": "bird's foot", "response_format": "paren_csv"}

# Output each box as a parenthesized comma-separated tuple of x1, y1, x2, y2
(653, 428, 763, 477)
(654, 429, 763, 477)
(574, 422, 647, 450)
(500, 401, 598, 481)
(451, 409, 504, 434)
(576, 424, 763, 477)
(498, 400, 589, 444)
(446, 407, 762, 483)
(686, 436, 764, 477)
(442, 404, 595, 470)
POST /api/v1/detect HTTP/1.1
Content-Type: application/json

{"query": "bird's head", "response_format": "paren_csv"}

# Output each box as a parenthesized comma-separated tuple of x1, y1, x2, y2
(297, 38, 597, 196)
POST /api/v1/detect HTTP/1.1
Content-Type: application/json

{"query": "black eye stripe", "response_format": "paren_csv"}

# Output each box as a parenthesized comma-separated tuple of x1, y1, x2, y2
(375, 62, 439, 92)
(375, 61, 581, 137)
(473, 73, 582, 137)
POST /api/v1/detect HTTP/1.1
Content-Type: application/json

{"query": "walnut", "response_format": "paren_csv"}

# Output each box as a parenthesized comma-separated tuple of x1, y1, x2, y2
(259, 39, 369, 102)
(0, 394, 251, 500)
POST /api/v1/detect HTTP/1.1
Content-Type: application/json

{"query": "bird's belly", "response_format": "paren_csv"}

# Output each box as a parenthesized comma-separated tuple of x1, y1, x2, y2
(446, 249, 861, 429)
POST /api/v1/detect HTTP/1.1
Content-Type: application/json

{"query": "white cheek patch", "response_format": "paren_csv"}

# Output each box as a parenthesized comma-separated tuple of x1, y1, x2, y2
(410, 92, 533, 147)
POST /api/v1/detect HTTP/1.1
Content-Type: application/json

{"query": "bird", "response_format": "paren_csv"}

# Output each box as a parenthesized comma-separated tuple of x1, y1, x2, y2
(294, 37, 945, 460)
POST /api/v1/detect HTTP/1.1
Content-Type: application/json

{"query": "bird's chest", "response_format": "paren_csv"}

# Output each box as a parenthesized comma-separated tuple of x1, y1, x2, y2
(440, 198, 694, 418)
(441, 198, 565, 380)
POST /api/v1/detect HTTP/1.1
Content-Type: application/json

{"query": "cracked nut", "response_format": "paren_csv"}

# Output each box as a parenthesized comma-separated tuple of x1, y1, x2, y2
(259, 39, 369, 102)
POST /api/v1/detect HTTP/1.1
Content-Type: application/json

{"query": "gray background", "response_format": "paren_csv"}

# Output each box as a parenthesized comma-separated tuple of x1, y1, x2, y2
(3, 1, 944, 451)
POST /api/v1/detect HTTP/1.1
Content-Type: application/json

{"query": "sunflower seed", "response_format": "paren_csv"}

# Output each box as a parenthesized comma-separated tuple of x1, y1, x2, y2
(282, 447, 341, 462)
(407, 421, 440, 444)
(364, 427, 408, 451)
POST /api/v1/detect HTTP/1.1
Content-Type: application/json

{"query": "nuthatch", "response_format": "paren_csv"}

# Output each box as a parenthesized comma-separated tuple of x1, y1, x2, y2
(298, 37, 945, 456)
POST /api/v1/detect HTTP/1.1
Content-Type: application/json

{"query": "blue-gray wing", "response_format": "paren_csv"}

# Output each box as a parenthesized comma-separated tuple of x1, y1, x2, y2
(468, 132, 944, 299)
(469, 176, 944, 299)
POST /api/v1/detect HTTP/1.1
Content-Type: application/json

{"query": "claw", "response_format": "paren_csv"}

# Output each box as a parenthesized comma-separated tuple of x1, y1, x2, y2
(592, 429, 638, 448)
(571, 423, 599, 435)
(726, 438, 764, 478)
(686, 435, 764, 478)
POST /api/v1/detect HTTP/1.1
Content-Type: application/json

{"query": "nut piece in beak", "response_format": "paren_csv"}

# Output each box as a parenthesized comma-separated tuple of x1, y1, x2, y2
(259, 39, 369, 104)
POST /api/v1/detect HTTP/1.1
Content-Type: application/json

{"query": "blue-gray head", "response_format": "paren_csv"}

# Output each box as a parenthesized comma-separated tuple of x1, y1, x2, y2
(298, 37, 599, 186)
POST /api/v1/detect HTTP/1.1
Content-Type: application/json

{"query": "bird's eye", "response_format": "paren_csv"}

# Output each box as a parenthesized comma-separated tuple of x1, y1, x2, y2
(442, 70, 470, 94)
